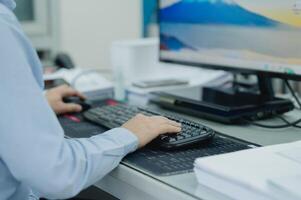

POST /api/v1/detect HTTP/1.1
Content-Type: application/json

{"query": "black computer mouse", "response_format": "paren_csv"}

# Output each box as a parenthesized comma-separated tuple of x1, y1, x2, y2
(63, 96, 92, 112)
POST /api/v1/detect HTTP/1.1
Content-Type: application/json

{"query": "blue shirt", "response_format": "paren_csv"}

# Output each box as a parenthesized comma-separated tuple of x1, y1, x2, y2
(0, 1, 138, 199)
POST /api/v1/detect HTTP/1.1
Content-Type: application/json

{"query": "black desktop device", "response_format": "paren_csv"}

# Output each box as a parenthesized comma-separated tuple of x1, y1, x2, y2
(156, 0, 301, 123)
(150, 86, 294, 124)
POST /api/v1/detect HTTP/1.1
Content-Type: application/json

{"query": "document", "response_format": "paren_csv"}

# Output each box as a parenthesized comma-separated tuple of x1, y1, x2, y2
(194, 141, 301, 200)
(268, 175, 301, 200)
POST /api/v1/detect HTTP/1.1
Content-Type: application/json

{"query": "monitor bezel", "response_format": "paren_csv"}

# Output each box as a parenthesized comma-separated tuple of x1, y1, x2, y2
(157, 0, 301, 81)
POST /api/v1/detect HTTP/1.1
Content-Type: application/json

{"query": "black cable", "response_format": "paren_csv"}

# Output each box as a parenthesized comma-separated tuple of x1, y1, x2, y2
(276, 115, 291, 125)
(246, 120, 296, 129)
(244, 118, 301, 129)
(284, 79, 301, 109)
(243, 80, 301, 129)
(276, 115, 301, 129)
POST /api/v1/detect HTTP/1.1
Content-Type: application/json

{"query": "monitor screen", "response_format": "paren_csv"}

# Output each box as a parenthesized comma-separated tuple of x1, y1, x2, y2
(159, 0, 301, 78)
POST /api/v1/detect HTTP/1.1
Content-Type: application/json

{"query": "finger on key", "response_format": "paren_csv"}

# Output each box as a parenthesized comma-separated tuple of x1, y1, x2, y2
(159, 124, 182, 134)
(167, 120, 182, 128)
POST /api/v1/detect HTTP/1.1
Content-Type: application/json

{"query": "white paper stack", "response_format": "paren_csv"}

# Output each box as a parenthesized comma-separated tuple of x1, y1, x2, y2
(194, 141, 301, 200)
(44, 68, 114, 100)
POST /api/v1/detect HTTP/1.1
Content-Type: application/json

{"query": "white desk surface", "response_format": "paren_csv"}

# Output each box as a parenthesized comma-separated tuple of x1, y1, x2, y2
(95, 105, 301, 200)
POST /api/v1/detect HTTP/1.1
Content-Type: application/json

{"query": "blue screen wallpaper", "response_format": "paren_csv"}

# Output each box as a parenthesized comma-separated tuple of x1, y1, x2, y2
(159, 0, 301, 68)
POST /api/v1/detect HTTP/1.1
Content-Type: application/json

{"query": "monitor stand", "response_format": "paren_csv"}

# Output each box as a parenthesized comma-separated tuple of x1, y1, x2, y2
(151, 75, 295, 124)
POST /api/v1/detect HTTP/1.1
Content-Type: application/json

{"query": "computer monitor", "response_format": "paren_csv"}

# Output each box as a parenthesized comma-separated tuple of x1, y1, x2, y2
(159, 0, 301, 79)
(156, 0, 301, 123)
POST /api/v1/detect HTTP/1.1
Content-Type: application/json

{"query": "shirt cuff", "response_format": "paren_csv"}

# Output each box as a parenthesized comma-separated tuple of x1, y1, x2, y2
(96, 127, 139, 156)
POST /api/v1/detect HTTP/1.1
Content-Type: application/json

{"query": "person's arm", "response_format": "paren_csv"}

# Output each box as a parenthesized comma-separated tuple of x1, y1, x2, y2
(0, 18, 180, 199)
(0, 28, 138, 198)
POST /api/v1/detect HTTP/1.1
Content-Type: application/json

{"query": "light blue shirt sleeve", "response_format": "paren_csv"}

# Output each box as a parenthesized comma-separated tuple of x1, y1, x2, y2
(0, 2, 138, 200)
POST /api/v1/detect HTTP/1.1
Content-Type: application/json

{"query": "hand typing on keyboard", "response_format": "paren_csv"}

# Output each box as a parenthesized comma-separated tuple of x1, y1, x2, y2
(122, 114, 182, 148)
(83, 104, 216, 149)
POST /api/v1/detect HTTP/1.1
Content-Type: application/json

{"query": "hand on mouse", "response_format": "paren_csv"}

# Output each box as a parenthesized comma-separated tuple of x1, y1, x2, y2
(122, 114, 182, 148)
(46, 85, 86, 115)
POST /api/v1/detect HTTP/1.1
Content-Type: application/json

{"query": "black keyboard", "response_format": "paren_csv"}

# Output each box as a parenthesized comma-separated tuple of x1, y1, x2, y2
(83, 104, 216, 149)
(123, 134, 257, 175)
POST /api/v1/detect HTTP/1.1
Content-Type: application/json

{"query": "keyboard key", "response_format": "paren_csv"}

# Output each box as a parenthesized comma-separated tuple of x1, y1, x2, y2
(176, 135, 185, 140)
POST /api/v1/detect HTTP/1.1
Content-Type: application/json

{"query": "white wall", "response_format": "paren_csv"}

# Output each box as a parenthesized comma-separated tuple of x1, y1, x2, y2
(59, 0, 142, 69)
